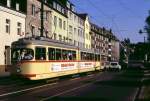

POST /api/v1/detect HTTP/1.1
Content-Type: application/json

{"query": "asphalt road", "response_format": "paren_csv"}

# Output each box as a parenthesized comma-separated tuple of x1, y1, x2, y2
(0, 70, 144, 101)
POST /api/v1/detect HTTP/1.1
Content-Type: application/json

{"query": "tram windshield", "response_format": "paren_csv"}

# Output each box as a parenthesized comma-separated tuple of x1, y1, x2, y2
(12, 48, 34, 62)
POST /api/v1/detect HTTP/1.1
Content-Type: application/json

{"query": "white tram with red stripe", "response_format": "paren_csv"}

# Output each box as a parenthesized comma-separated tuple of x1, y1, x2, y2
(11, 38, 101, 80)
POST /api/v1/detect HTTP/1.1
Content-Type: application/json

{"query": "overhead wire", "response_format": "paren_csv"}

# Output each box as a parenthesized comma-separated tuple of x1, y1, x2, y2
(116, 0, 142, 22)
(73, 0, 106, 27)
(87, 0, 125, 40)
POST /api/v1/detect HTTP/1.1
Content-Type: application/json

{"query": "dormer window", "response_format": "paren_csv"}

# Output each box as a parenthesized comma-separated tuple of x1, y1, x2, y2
(67, 1, 70, 9)
(7, 0, 11, 7)
(71, 5, 74, 11)
(57, 4, 61, 12)
(53, 2, 56, 9)
(44, 0, 47, 3)
(16, 3, 19, 11)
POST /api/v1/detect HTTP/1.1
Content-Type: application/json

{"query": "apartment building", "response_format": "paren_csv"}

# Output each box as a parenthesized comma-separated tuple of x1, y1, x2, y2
(111, 36, 120, 61)
(50, 0, 68, 42)
(0, 0, 26, 72)
(25, 0, 52, 38)
(90, 24, 109, 63)
(78, 14, 91, 49)
(90, 23, 120, 67)
(66, 1, 85, 48)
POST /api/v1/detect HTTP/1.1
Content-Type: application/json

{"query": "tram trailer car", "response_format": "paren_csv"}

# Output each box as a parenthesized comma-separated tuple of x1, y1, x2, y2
(11, 38, 101, 80)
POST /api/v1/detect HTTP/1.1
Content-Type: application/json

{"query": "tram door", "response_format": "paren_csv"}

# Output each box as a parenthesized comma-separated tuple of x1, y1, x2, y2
(4, 46, 11, 71)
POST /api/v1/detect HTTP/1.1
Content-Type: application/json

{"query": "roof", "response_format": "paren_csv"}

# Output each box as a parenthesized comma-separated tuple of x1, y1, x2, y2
(77, 13, 88, 20)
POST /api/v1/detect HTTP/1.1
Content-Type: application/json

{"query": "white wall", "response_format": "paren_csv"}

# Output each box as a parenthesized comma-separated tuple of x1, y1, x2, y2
(0, 6, 26, 65)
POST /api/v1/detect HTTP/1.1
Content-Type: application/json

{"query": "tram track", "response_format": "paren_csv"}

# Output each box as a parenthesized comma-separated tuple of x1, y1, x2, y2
(0, 71, 105, 100)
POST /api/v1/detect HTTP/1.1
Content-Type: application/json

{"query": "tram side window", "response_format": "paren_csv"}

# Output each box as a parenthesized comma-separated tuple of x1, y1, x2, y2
(56, 49, 61, 60)
(95, 54, 97, 61)
(48, 48, 55, 60)
(67, 50, 73, 60)
(72, 51, 76, 60)
(92, 54, 94, 61)
(98, 55, 100, 61)
(35, 47, 46, 60)
(81, 52, 84, 60)
(89, 53, 92, 60)
(81, 52, 86, 60)
(62, 50, 68, 60)
(95, 54, 100, 61)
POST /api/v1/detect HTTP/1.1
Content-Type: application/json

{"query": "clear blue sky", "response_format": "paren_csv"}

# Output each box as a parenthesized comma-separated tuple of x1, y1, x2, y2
(71, 0, 150, 43)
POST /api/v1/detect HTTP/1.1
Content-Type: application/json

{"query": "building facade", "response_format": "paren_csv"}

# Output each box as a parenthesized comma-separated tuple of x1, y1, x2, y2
(25, 0, 52, 38)
(90, 23, 120, 67)
(66, 1, 85, 48)
(50, 0, 68, 42)
(0, 1, 26, 72)
(79, 14, 91, 49)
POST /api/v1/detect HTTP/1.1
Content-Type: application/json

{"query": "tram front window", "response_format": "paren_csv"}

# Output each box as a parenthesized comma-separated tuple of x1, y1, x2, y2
(12, 48, 34, 62)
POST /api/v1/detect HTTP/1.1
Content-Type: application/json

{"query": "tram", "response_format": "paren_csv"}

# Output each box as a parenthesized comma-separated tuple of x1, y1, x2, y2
(11, 38, 101, 80)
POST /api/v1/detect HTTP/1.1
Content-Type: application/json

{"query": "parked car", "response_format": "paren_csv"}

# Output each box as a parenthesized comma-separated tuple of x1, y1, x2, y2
(109, 62, 121, 71)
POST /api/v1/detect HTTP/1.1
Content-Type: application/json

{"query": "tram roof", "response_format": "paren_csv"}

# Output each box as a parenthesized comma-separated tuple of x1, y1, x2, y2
(12, 37, 100, 54)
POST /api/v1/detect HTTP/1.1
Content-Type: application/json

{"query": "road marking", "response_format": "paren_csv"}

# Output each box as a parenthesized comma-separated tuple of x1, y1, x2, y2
(40, 82, 92, 101)
(0, 82, 57, 97)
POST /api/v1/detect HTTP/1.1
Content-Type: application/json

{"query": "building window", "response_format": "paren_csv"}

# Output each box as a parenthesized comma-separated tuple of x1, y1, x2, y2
(69, 25, 73, 34)
(59, 18, 62, 29)
(31, 26, 35, 37)
(38, 28, 41, 36)
(17, 22, 21, 35)
(74, 28, 76, 34)
(6, 19, 10, 34)
(54, 33, 57, 40)
(78, 29, 80, 36)
(69, 12, 72, 20)
(86, 33, 88, 39)
(54, 16, 57, 26)
(63, 36, 65, 42)
(63, 21, 66, 30)
(59, 35, 61, 41)
(44, 12, 48, 21)
(32, 4, 36, 16)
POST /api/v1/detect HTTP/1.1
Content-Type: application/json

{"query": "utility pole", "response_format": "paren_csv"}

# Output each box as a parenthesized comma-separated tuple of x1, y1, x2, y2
(40, 0, 44, 37)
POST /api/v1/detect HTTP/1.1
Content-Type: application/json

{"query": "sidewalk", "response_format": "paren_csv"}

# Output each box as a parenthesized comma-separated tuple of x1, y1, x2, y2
(136, 70, 150, 101)
(137, 86, 150, 101)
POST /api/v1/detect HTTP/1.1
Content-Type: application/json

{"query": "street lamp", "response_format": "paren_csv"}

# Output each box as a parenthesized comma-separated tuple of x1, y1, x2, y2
(40, 0, 44, 37)
(139, 29, 147, 43)
(139, 29, 148, 62)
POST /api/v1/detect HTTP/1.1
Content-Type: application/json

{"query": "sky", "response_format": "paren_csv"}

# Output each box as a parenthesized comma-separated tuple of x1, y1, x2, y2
(70, 0, 150, 43)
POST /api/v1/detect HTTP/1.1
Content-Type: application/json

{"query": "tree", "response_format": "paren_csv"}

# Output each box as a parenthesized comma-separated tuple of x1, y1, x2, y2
(124, 38, 130, 44)
(144, 11, 150, 43)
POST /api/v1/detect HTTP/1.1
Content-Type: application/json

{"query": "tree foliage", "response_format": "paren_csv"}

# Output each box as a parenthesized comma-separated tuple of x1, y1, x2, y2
(144, 11, 150, 43)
